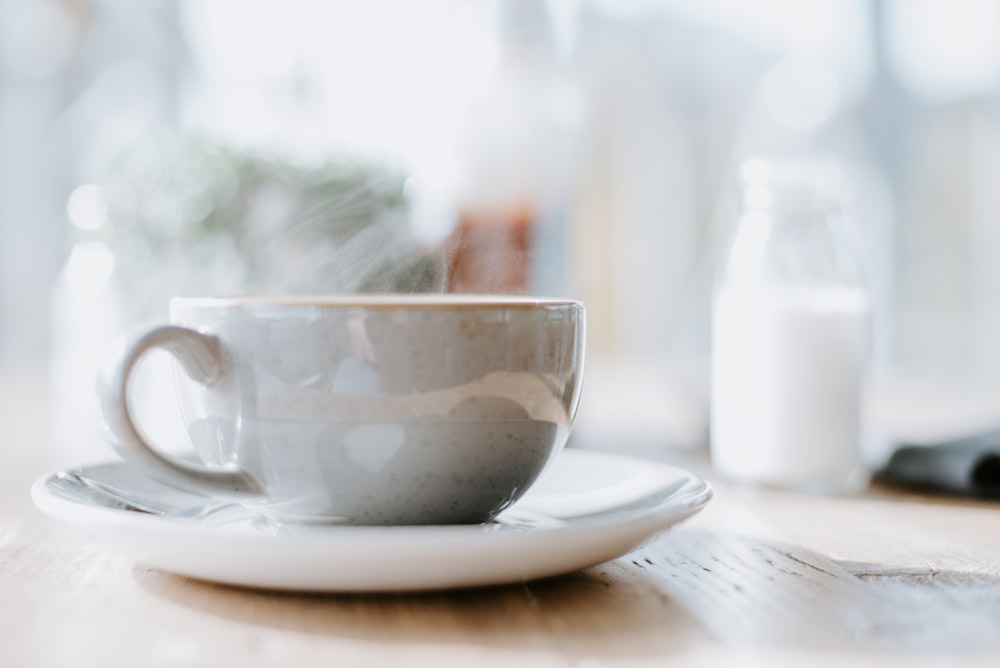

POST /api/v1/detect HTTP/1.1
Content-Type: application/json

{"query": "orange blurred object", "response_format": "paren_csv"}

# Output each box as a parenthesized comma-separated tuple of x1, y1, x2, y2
(442, 205, 534, 294)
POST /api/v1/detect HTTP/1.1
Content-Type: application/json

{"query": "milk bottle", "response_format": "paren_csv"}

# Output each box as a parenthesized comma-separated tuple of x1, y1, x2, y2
(711, 157, 870, 492)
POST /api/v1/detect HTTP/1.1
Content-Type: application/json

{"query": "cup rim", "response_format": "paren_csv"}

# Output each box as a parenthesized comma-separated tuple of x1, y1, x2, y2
(170, 294, 584, 310)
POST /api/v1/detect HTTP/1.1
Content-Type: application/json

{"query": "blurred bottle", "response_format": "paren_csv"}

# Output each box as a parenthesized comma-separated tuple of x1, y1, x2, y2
(442, 0, 584, 296)
(711, 157, 871, 492)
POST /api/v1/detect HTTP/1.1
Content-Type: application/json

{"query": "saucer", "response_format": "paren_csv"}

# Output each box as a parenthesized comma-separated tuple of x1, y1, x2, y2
(32, 449, 712, 592)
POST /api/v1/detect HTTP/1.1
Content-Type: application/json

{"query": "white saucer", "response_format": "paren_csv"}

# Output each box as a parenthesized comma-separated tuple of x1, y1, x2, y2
(32, 449, 711, 592)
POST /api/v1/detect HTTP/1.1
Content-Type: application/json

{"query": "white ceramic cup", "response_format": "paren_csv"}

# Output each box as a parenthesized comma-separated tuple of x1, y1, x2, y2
(98, 295, 586, 525)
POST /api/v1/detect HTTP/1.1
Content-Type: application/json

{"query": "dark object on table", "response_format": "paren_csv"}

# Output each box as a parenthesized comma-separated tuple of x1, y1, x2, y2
(878, 431, 1000, 499)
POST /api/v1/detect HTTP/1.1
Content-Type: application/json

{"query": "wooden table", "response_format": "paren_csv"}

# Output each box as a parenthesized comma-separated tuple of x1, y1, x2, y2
(3, 363, 1000, 667)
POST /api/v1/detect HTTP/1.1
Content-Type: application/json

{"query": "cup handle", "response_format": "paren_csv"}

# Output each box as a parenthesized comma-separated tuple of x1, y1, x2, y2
(97, 325, 264, 496)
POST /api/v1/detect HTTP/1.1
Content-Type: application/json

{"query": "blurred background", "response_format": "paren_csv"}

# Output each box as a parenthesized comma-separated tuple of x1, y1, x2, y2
(3, 0, 1000, 462)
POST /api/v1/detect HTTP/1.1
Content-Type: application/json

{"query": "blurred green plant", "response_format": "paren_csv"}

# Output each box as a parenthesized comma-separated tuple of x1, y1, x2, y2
(80, 138, 443, 319)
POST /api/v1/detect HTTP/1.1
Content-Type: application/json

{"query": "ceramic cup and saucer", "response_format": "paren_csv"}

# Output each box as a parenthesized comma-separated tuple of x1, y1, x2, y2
(32, 294, 711, 592)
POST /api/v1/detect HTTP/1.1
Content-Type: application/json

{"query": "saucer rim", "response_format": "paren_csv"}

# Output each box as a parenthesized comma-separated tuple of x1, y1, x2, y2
(31, 449, 712, 591)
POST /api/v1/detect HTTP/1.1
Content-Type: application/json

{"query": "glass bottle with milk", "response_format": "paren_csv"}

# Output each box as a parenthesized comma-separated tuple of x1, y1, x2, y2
(711, 157, 871, 492)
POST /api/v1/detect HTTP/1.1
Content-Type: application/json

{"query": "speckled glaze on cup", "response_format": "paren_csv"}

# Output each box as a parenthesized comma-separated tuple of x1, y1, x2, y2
(98, 295, 586, 525)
